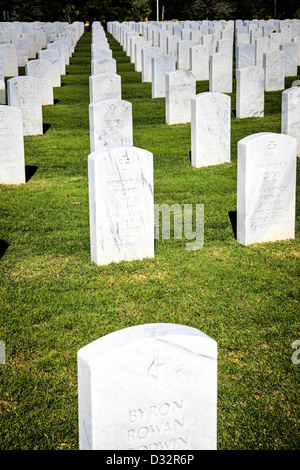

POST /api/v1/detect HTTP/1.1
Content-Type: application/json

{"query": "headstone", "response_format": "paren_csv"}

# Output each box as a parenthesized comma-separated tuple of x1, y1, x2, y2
(166, 70, 196, 125)
(190, 45, 209, 80)
(91, 47, 112, 61)
(236, 66, 264, 118)
(135, 40, 152, 72)
(25, 59, 54, 106)
(282, 87, 300, 156)
(191, 92, 230, 168)
(279, 42, 299, 76)
(152, 54, 176, 98)
(89, 98, 133, 153)
(0, 43, 18, 77)
(78, 323, 217, 449)
(236, 43, 255, 70)
(38, 49, 61, 87)
(89, 73, 121, 103)
(263, 50, 285, 91)
(88, 145, 154, 265)
(142, 46, 162, 83)
(237, 132, 297, 245)
(209, 52, 232, 93)
(0, 105, 25, 184)
(177, 40, 194, 70)
(91, 57, 117, 75)
(7, 76, 43, 136)
(0, 72, 5, 104)
(255, 37, 270, 67)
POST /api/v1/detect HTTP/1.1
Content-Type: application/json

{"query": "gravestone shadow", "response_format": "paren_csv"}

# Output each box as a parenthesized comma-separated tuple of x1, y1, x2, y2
(0, 240, 9, 259)
(25, 165, 38, 182)
(43, 123, 51, 133)
(54, 99, 59, 105)
(228, 211, 237, 239)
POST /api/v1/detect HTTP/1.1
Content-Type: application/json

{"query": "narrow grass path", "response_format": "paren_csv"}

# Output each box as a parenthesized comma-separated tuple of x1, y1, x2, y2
(0, 31, 299, 450)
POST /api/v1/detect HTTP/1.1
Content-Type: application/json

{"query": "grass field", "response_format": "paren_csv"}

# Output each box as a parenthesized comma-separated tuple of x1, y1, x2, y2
(0, 30, 299, 450)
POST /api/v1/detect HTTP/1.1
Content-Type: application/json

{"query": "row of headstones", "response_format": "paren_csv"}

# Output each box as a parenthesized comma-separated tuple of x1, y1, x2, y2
(108, 18, 300, 120)
(108, 18, 300, 81)
(89, 21, 299, 164)
(87, 22, 298, 269)
(0, 21, 85, 185)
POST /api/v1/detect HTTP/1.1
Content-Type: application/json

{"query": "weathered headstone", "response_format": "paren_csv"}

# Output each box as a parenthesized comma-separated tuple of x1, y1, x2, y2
(89, 72, 121, 103)
(0, 105, 25, 184)
(7, 76, 43, 136)
(237, 132, 297, 245)
(255, 37, 270, 67)
(25, 59, 54, 106)
(190, 45, 209, 80)
(152, 54, 176, 98)
(166, 70, 196, 125)
(279, 42, 299, 77)
(0, 43, 18, 77)
(89, 98, 133, 153)
(91, 57, 117, 75)
(0, 72, 5, 104)
(263, 50, 285, 91)
(282, 87, 300, 156)
(78, 323, 217, 449)
(236, 43, 255, 70)
(177, 40, 194, 70)
(236, 66, 264, 118)
(38, 49, 61, 87)
(209, 52, 232, 93)
(191, 92, 230, 167)
(142, 46, 162, 83)
(88, 145, 154, 265)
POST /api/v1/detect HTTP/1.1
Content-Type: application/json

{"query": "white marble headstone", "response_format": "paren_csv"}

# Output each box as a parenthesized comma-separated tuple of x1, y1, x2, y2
(7, 76, 43, 136)
(282, 87, 300, 156)
(89, 72, 121, 103)
(78, 323, 217, 450)
(25, 59, 54, 106)
(0, 43, 18, 77)
(0, 72, 5, 104)
(141, 46, 162, 83)
(190, 45, 209, 80)
(89, 98, 133, 153)
(209, 52, 233, 93)
(166, 70, 196, 125)
(91, 57, 117, 75)
(0, 105, 25, 184)
(236, 66, 264, 118)
(88, 145, 154, 265)
(263, 50, 285, 91)
(279, 42, 299, 77)
(191, 92, 230, 168)
(38, 49, 61, 87)
(237, 132, 297, 245)
(152, 54, 176, 98)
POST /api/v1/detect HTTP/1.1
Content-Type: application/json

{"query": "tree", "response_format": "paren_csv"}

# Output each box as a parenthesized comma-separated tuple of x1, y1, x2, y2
(131, 0, 152, 21)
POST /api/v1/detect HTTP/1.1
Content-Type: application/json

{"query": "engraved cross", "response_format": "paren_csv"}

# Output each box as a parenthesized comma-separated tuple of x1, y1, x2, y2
(148, 357, 166, 379)
(267, 141, 277, 156)
(119, 154, 130, 171)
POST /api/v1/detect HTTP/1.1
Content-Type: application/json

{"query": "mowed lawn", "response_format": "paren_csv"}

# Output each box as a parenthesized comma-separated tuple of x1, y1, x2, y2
(0, 30, 299, 450)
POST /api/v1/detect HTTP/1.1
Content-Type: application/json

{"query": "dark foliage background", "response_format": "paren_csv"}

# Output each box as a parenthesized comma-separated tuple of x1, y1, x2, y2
(1, 0, 299, 24)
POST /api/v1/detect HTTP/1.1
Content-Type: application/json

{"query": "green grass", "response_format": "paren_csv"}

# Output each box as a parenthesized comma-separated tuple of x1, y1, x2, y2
(0, 31, 299, 450)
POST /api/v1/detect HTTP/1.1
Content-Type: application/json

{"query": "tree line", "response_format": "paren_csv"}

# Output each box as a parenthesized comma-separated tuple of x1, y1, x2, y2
(1, 0, 299, 25)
